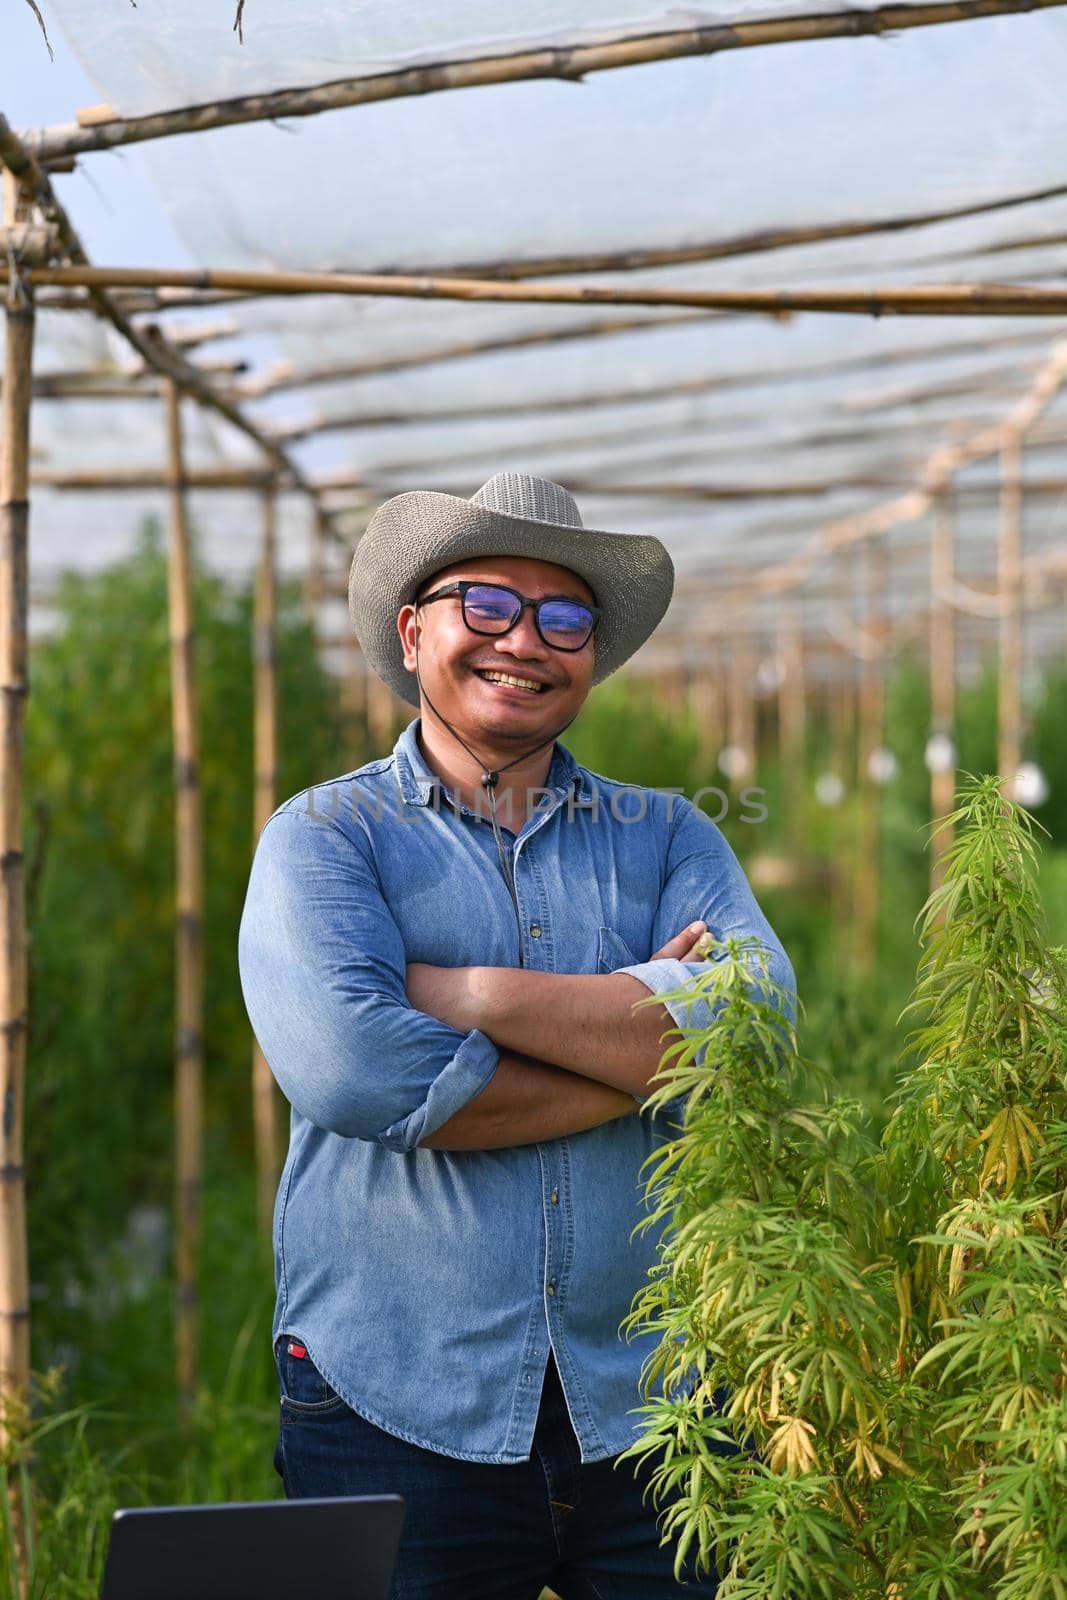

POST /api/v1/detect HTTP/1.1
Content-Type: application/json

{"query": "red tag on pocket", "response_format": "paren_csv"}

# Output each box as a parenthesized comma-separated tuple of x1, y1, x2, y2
(287, 1342, 307, 1359)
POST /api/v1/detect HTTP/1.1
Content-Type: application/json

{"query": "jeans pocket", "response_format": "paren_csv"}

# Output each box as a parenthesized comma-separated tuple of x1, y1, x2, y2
(275, 1336, 348, 1416)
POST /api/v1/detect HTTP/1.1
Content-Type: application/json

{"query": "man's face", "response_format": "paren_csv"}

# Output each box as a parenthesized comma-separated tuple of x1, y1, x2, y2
(397, 554, 596, 746)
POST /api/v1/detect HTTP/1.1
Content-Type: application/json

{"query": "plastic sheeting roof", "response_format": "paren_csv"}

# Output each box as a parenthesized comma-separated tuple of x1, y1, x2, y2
(9, 2, 1067, 672)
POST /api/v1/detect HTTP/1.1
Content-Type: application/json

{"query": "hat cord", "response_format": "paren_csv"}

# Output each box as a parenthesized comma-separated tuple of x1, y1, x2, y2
(413, 623, 580, 968)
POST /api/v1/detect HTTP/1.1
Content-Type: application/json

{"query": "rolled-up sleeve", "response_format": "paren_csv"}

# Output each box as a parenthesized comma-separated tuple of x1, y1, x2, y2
(238, 805, 501, 1151)
(611, 799, 796, 1089)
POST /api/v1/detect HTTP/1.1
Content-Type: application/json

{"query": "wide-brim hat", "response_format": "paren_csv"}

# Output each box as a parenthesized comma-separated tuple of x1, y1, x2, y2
(348, 472, 675, 709)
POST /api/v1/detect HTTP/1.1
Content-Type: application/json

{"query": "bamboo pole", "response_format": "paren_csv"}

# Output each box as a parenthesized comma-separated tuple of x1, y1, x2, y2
(366, 673, 405, 752)
(30, 467, 277, 491)
(0, 171, 33, 1474)
(828, 643, 855, 934)
(725, 620, 756, 783)
(777, 600, 807, 852)
(854, 540, 889, 968)
(305, 506, 327, 641)
(346, 179, 1067, 283)
(164, 379, 204, 1416)
(929, 498, 958, 897)
(237, 323, 1052, 407)
(997, 439, 1024, 785)
(686, 658, 723, 778)
(0, 117, 324, 505)
(234, 311, 710, 398)
(11, 264, 1067, 321)
(251, 487, 280, 1244)
(339, 636, 369, 755)
(23, 0, 1067, 162)
(752, 339, 1067, 596)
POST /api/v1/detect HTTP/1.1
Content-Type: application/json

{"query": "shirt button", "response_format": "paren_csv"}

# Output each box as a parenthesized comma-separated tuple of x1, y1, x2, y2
(550, 1190, 559, 1206)
(529, 923, 542, 938)
(546, 1281, 556, 1297)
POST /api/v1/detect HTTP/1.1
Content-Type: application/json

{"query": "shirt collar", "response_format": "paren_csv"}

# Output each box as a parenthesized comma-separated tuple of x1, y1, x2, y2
(393, 716, 593, 808)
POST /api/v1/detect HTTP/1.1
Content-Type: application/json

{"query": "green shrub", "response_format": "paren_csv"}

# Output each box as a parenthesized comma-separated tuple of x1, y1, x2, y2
(622, 776, 1067, 1596)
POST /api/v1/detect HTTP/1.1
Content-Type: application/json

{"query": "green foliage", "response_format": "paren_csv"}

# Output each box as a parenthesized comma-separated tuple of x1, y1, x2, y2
(621, 777, 1067, 1596)
(26, 518, 345, 1316)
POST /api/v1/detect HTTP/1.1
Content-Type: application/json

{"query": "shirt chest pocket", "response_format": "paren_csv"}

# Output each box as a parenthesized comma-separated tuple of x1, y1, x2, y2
(597, 926, 640, 974)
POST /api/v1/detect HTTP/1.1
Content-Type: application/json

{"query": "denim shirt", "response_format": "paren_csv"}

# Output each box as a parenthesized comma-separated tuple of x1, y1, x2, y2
(238, 717, 794, 1465)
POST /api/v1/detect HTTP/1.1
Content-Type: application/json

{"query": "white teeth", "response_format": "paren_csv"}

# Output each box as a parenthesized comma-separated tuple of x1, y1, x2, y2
(477, 670, 544, 692)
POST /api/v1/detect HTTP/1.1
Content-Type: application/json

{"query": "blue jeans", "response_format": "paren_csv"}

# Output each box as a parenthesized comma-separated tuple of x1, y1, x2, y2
(275, 1338, 721, 1598)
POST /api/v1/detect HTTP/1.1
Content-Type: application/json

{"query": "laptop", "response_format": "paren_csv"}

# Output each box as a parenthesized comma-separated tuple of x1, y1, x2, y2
(99, 1495, 406, 1600)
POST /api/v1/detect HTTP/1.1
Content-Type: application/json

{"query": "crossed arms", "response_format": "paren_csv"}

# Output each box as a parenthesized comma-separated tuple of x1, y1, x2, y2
(408, 923, 709, 1150)
(237, 798, 795, 1156)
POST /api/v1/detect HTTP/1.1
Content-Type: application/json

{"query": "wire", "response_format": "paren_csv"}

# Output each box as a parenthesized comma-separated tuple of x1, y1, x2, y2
(413, 617, 580, 966)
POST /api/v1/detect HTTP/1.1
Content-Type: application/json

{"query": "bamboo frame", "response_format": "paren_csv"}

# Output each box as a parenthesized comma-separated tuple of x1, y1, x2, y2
(23, 0, 1067, 162)
(853, 541, 889, 967)
(30, 467, 277, 491)
(776, 601, 807, 851)
(997, 439, 1024, 783)
(752, 340, 1067, 595)
(725, 620, 756, 783)
(251, 487, 280, 1244)
(360, 180, 1067, 282)
(11, 263, 1067, 320)
(0, 117, 327, 509)
(0, 172, 33, 1465)
(165, 379, 204, 1416)
(929, 498, 957, 897)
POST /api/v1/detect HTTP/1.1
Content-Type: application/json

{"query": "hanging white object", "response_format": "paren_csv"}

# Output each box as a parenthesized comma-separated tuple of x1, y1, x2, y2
(867, 747, 898, 785)
(1012, 763, 1049, 808)
(717, 744, 750, 781)
(924, 733, 956, 775)
(815, 772, 845, 808)
(754, 656, 784, 694)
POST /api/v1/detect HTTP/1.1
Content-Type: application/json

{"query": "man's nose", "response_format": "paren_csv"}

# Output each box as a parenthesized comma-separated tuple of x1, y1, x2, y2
(495, 608, 549, 657)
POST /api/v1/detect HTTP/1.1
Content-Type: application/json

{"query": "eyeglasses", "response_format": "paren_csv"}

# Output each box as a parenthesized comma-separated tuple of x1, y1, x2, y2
(417, 581, 600, 652)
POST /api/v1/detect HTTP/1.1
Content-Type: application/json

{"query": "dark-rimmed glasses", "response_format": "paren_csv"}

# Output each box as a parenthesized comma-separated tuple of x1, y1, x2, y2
(417, 581, 600, 652)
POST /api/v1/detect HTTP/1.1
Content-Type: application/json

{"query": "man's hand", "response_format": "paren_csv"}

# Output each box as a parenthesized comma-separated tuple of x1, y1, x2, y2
(651, 920, 713, 964)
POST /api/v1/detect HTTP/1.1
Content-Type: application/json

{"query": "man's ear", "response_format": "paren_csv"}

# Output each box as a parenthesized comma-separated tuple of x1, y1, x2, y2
(397, 603, 418, 672)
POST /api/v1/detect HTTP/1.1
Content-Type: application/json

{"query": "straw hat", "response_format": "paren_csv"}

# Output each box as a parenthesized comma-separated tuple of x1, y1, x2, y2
(348, 472, 675, 709)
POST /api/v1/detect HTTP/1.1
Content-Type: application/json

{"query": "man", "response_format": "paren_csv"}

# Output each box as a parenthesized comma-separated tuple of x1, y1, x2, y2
(238, 472, 794, 1598)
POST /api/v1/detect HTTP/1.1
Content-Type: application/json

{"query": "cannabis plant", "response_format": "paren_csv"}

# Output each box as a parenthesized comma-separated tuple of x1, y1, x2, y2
(620, 776, 1067, 1598)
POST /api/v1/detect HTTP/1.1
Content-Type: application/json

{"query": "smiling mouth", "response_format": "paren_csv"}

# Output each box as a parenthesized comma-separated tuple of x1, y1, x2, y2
(472, 667, 551, 695)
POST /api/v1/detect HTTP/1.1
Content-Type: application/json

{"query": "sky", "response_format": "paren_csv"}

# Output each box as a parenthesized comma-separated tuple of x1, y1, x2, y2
(1, 0, 190, 266)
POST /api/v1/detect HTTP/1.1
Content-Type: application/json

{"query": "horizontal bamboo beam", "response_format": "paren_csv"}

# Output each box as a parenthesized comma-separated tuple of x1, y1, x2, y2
(233, 310, 710, 398)
(754, 339, 1067, 593)
(31, 466, 277, 491)
(21, 0, 1067, 163)
(9, 263, 1067, 320)
(364, 180, 1067, 282)
(235, 322, 1054, 404)
(0, 113, 347, 545)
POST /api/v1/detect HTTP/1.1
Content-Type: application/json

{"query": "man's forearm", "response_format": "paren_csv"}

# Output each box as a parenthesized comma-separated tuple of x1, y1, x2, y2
(418, 1049, 637, 1151)
(451, 970, 674, 1098)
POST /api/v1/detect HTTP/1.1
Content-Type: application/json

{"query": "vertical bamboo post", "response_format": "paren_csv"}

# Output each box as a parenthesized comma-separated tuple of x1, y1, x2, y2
(725, 615, 755, 782)
(828, 643, 854, 933)
(685, 646, 723, 778)
(777, 599, 806, 851)
(252, 486, 280, 1243)
(997, 439, 1023, 788)
(164, 379, 203, 1416)
(0, 172, 34, 1467)
(929, 498, 957, 895)
(854, 540, 888, 969)
(366, 672, 404, 751)
(339, 635, 368, 754)
(305, 505, 326, 641)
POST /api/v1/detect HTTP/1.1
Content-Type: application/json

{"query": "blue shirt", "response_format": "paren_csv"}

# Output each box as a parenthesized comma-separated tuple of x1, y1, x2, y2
(238, 717, 794, 1464)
